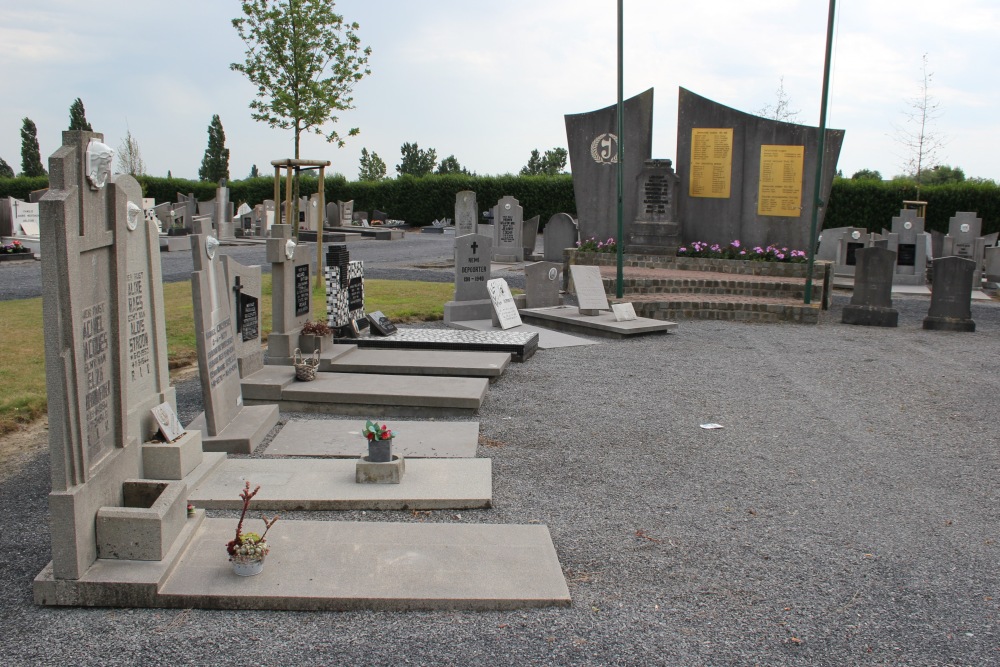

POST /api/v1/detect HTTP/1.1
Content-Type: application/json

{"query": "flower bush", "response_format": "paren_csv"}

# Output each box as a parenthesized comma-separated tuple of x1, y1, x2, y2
(362, 420, 394, 441)
(576, 236, 618, 254)
(677, 239, 807, 263)
(226, 481, 278, 564)
(300, 319, 331, 336)
(2, 240, 29, 254)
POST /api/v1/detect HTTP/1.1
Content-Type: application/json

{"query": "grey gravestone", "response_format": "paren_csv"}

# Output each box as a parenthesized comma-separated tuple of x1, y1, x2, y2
(836, 229, 875, 277)
(923, 256, 976, 331)
(263, 200, 275, 233)
(493, 196, 523, 262)
(569, 265, 610, 314)
(522, 215, 540, 258)
(942, 212, 986, 287)
(985, 246, 1000, 283)
(221, 255, 264, 378)
(524, 262, 561, 308)
(627, 158, 680, 254)
(887, 209, 929, 285)
(215, 184, 234, 240)
(339, 200, 354, 226)
(455, 191, 477, 237)
(487, 278, 522, 329)
(842, 247, 899, 327)
(38, 131, 188, 581)
(444, 233, 493, 323)
(266, 224, 314, 365)
(565, 88, 653, 243)
(675, 87, 844, 250)
(544, 213, 579, 263)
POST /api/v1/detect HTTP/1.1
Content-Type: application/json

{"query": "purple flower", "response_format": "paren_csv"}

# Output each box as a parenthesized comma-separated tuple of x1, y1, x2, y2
(731, 239, 741, 248)
(679, 247, 687, 253)
(739, 250, 746, 255)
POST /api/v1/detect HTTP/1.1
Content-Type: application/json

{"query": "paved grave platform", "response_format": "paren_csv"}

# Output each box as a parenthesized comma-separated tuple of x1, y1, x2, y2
(35, 517, 570, 611)
(242, 369, 488, 417)
(186, 404, 280, 455)
(341, 328, 538, 362)
(832, 278, 992, 300)
(266, 419, 480, 458)
(188, 457, 491, 510)
(518, 305, 678, 339)
(318, 345, 510, 381)
(450, 320, 599, 349)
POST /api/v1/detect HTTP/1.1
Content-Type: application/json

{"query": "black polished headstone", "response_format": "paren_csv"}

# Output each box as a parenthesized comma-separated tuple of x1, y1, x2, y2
(366, 310, 397, 336)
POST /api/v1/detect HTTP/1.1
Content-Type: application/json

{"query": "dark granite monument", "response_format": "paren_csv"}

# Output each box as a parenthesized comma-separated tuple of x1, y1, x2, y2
(626, 159, 680, 254)
(923, 256, 976, 332)
(842, 247, 899, 327)
(565, 88, 653, 243)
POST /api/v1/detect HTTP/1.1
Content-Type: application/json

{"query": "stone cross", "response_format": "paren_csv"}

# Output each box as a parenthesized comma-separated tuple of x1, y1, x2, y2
(266, 223, 314, 364)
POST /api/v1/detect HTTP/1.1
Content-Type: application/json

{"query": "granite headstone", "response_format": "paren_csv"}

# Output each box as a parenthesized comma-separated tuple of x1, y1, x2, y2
(842, 247, 899, 327)
(923, 256, 976, 331)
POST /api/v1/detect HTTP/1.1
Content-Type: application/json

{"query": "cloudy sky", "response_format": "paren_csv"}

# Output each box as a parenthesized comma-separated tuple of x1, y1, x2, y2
(1, 0, 997, 183)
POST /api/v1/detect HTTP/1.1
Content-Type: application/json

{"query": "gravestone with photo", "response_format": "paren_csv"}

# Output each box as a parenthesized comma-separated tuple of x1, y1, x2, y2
(493, 196, 523, 262)
(886, 209, 930, 285)
(367, 310, 398, 336)
(487, 278, 522, 329)
(544, 213, 579, 263)
(941, 212, 988, 287)
(627, 159, 681, 254)
(266, 224, 315, 365)
(188, 218, 279, 452)
(923, 256, 976, 332)
(221, 255, 264, 377)
(569, 265, 610, 315)
(455, 191, 478, 237)
(524, 261, 562, 308)
(835, 229, 875, 277)
(444, 233, 494, 323)
(842, 247, 899, 327)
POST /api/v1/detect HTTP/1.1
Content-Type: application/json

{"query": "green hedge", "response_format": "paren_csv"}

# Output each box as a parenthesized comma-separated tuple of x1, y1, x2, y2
(4, 173, 997, 235)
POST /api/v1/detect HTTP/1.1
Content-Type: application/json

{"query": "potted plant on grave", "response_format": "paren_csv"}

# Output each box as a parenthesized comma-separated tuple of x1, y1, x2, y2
(362, 420, 395, 462)
(226, 481, 279, 577)
(298, 319, 332, 354)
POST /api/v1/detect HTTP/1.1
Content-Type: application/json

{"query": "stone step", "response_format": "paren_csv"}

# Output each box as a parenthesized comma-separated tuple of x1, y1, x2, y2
(266, 419, 480, 458)
(188, 457, 491, 510)
(603, 276, 820, 300)
(320, 347, 510, 381)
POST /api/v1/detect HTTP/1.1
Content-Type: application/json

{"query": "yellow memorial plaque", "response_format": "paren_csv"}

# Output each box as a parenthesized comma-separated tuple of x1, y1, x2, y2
(757, 145, 804, 217)
(689, 128, 733, 199)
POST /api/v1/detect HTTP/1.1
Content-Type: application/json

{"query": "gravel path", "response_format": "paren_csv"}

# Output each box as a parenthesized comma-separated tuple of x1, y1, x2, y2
(2, 290, 999, 665)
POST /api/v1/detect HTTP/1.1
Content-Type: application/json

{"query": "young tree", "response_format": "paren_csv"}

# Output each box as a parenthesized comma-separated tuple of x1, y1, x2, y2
(519, 147, 567, 176)
(198, 114, 231, 182)
(68, 98, 93, 131)
(851, 169, 883, 181)
(249, 164, 260, 179)
(115, 128, 146, 177)
(894, 53, 946, 197)
(20, 118, 46, 177)
(396, 142, 437, 177)
(755, 76, 800, 122)
(231, 0, 371, 159)
(0, 158, 14, 179)
(358, 147, 386, 181)
(436, 155, 468, 175)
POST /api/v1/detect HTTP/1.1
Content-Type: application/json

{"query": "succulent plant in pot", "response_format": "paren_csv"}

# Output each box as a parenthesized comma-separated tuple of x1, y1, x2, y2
(226, 481, 279, 577)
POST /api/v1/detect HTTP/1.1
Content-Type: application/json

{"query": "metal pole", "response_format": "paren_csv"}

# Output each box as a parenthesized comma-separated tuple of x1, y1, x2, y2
(804, 0, 837, 305)
(615, 0, 624, 299)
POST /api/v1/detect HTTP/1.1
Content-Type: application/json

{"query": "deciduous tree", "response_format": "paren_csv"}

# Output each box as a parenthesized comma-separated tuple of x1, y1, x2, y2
(755, 76, 800, 122)
(115, 128, 146, 177)
(436, 155, 468, 175)
(894, 54, 946, 197)
(519, 147, 567, 176)
(358, 148, 386, 181)
(396, 142, 436, 177)
(0, 158, 14, 179)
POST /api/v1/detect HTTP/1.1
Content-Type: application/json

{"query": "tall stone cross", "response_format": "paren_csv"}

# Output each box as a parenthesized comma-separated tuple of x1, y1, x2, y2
(266, 223, 314, 364)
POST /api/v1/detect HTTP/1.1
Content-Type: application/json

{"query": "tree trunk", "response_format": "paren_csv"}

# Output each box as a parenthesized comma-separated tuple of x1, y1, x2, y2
(292, 126, 301, 239)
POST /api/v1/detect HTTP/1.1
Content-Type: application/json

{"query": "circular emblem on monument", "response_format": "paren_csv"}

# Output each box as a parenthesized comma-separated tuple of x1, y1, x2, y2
(851, 231, 861, 240)
(85, 139, 114, 190)
(961, 223, 970, 233)
(206, 236, 219, 260)
(590, 133, 619, 165)
(285, 239, 296, 260)
(126, 201, 141, 231)
(903, 221, 912, 230)
(504, 203, 511, 210)
(547, 267, 558, 281)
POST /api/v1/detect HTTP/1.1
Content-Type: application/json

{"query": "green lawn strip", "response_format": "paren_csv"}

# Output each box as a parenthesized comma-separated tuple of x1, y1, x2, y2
(0, 278, 448, 437)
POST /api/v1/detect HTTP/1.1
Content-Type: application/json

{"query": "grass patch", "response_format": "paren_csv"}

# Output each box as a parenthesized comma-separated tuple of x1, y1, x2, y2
(0, 278, 449, 436)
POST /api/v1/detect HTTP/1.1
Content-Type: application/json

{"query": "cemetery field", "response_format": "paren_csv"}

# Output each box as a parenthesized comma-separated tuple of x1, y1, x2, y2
(0, 278, 452, 437)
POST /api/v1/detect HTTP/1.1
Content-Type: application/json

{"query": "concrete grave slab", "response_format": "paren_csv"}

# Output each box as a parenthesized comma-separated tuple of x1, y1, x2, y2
(188, 457, 491, 510)
(518, 305, 678, 339)
(324, 348, 510, 380)
(266, 419, 480, 458)
(345, 328, 539, 362)
(450, 320, 599, 349)
(186, 404, 279, 454)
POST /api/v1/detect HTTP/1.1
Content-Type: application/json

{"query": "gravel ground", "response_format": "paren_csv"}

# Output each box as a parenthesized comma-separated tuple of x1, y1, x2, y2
(2, 246, 999, 664)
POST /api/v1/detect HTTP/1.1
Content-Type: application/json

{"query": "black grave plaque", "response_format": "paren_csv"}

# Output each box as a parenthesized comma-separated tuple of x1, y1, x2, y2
(240, 294, 259, 342)
(367, 310, 397, 336)
(294, 264, 310, 316)
(896, 243, 916, 267)
(348, 276, 364, 311)
(846, 242, 864, 266)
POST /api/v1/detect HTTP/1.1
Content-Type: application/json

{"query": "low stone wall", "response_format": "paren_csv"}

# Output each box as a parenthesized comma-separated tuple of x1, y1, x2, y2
(567, 249, 830, 281)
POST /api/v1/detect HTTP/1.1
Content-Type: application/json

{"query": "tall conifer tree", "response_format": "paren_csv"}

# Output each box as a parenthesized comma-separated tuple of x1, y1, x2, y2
(198, 114, 230, 182)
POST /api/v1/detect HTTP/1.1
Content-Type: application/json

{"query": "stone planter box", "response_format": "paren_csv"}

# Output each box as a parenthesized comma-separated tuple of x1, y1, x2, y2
(298, 333, 329, 354)
(0, 252, 34, 263)
(95, 480, 187, 561)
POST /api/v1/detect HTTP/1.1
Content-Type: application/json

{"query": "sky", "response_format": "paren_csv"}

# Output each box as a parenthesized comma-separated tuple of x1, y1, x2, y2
(1, 0, 998, 184)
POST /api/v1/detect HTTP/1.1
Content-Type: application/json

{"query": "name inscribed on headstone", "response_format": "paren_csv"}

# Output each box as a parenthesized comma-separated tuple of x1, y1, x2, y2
(82, 301, 112, 454)
(205, 317, 238, 389)
(461, 248, 488, 284)
(689, 128, 733, 198)
(570, 265, 611, 312)
(126, 271, 151, 382)
(240, 294, 259, 342)
(294, 264, 310, 317)
(348, 276, 364, 311)
(499, 215, 516, 244)
(487, 278, 522, 329)
(643, 173, 670, 218)
(757, 145, 804, 217)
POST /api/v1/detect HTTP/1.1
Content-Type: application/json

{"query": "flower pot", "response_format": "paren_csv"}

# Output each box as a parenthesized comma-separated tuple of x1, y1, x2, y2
(367, 437, 393, 463)
(231, 556, 265, 577)
(298, 333, 327, 354)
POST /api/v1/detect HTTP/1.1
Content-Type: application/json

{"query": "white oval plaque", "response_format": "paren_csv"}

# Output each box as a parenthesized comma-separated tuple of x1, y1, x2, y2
(961, 223, 970, 233)
(285, 239, 296, 260)
(903, 221, 912, 230)
(206, 236, 219, 259)
(851, 231, 861, 240)
(547, 267, 558, 281)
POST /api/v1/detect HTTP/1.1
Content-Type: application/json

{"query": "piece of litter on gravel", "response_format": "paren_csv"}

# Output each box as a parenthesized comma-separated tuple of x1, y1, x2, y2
(700, 423, 724, 430)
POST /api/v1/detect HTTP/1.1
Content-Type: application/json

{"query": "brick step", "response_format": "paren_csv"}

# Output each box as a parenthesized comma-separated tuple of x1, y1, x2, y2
(602, 276, 819, 300)
(627, 294, 822, 324)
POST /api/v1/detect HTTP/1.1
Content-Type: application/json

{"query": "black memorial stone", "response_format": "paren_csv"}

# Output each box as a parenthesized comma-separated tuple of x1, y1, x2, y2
(294, 264, 310, 317)
(240, 294, 259, 342)
(326, 245, 350, 288)
(846, 242, 864, 266)
(348, 276, 364, 312)
(896, 243, 916, 267)
(366, 310, 397, 336)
